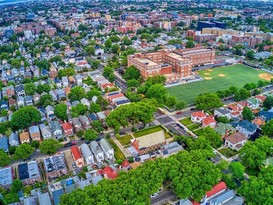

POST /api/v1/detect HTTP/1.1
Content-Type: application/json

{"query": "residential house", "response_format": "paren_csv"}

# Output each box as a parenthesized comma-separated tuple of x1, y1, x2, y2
(96, 112, 106, 121)
(247, 98, 260, 110)
(15, 84, 25, 97)
(54, 78, 62, 88)
(191, 111, 207, 123)
(90, 141, 104, 163)
(214, 123, 236, 139)
(161, 142, 183, 157)
(80, 143, 94, 165)
(49, 90, 57, 101)
(18, 160, 41, 185)
(103, 166, 118, 179)
(80, 98, 90, 108)
(68, 76, 75, 84)
(38, 192, 52, 205)
(17, 96, 25, 107)
(29, 126, 41, 141)
(24, 96, 33, 106)
(232, 120, 258, 137)
(74, 75, 83, 85)
(33, 93, 40, 104)
(20, 131, 30, 143)
(71, 146, 84, 168)
(45, 105, 55, 119)
(258, 110, 273, 122)
(9, 132, 19, 146)
(252, 117, 266, 128)
(88, 113, 98, 122)
(0, 167, 13, 188)
(0, 136, 9, 152)
(100, 138, 114, 161)
(62, 122, 74, 136)
(72, 117, 83, 132)
(49, 121, 63, 139)
(225, 132, 247, 151)
(214, 108, 231, 120)
(39, 124, 52, 140)
(202, 115, 217, 128)
(56, 89, 66, 100)
(131, 130, 166, 155)
(62, 77, 69, 87)
(8, 98, 16, 109)
(0, 101, 8, 110)
(79, 116, 91, 129)
(209, 190, 237, 205)
(237, 101, 248, 110)
(227, 104, 242, 118)
(44, 154, 68, 182)
(200, 182, 227, 205)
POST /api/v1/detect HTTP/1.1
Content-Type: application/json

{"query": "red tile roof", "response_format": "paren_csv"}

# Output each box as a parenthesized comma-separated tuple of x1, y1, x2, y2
(121, 160, 130, 168)
(103, 166, 118, 179)
(62, 122, 73, 131)
(206, 181, 227, 198)
(71, 146, 81, 161)
(203, 115, 216, 126)
(255, 95, 266, 102)
(192, 111, 206, 118)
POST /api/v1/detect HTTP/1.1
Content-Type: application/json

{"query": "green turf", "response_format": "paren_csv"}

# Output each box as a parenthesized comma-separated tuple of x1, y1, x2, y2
(167, 64, 267, 105)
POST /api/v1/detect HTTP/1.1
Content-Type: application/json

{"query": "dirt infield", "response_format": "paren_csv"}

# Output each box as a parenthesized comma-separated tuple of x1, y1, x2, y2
(259, 73, 273, 81)
(204, 73, 211, 76)
(204, 77, 213, 80)
(207, 69, 213, 72)
(218, 74, 226, 77)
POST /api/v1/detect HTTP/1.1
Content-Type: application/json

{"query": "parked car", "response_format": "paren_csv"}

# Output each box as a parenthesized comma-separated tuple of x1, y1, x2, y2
(151, 193, 158, 198)
(176, 111, 182, 114)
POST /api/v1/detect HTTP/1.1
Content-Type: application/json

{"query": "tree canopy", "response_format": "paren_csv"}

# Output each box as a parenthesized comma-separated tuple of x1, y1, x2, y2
(14, 143, 35, 160)
(40, 139, 62, 155)
(195, 93, 223, 111)
(54, 103, 68, 121)
(11, 106, 41, 130)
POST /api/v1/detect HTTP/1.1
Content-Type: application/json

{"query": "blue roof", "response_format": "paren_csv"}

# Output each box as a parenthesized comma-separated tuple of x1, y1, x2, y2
(107, 92, 119, 96)
(0, 136, 9, 152)
(52, 189, 64, 205)
(18, 163, 29, 180)
(258, 110, 273, 122)
(116, 99, 130, 105)
(234, 120, 258, 132)
(88, 113, 98, 121)
(210, 190, 235, 204)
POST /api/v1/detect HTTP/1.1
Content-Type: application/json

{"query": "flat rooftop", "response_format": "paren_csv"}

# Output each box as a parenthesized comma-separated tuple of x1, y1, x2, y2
(0, 167, 12, 186)
(134, 58, 158, 66)
(18, 161, 40, 180)
(44, 154, 66, 173)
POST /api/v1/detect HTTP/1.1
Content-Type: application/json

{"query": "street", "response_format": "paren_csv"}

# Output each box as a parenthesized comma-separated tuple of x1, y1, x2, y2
(151, 190, 176, 205)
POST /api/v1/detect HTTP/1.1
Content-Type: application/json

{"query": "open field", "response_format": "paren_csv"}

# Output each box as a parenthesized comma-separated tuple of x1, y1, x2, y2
(167, 64, 269, 105)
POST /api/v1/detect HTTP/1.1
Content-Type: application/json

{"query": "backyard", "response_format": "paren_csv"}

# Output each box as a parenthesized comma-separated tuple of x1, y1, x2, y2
(167, 64, 270, 105)
(108, 138, 126, 160)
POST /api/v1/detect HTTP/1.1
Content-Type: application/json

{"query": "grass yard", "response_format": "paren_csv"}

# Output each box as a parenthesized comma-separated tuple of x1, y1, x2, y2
(167, 64, 268, 105)
(117, 134, 133, 146)
(134, 126, 163, 138)
(108, 139, 126, 160)
(218, 148, 238, 158)
(180, 117, 193, 126)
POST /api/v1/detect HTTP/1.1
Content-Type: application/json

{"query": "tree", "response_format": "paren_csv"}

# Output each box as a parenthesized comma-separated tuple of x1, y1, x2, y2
(216, 116, 230, 123)
(68, 86, 86, 101)
(54, 103, 68, 121)
(78, 24, 88, 31)
(111, 44, 120, 54)
(90, 103, 101, 113)
(11, 106, 41, 130)
(165, 96, 177, 109)
(11, 179, 23, 193)
(40, 139, 62, 155)
(176, 101, 186, 110)
(234, 88, 251, 101)
(0, 149, 11, 167)
(37, 84, 51, 94)
(103, 66, 114, 78)
(58, 68, 76, 78)
(92, 120, 104, 133)
(24, 83, 36, 95)
(127, 79, 140, 88)
(186, 40, 195, 48)
(85, 45, 95, 55)
(229, 162, 245, 180)
(91, 60, 100, 69)
(246, 50, 254, 60)
(84, 129, 97, 141)
(239, 136, 273, 169)
(105, 39, 112, 49)
(262, 120, 273, 137)
(242, 107, 254, 121)
(263, 96, 273, 109)
(14, 143, 34, 160)
(122, 36, 132, 46)
(201, 127, 222, 148)
(238, 167, 273, 205)
(30, 140, 40, 149)
(123, 66, 141, 81)
(39, 94, 53, 106)
(146, 84, 167, 104)
(195, 93, 223, 111)
(71, 103, 88, 116)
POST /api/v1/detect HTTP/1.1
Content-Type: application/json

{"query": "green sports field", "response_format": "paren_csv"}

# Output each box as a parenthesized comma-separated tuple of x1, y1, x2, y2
(167, 64, 271, 105)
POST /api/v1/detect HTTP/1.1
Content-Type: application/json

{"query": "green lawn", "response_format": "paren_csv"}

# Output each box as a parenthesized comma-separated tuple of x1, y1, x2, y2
(167, 64, 267, 105)
(218, 148, 238, 158)
(180, 117, 193, 126)
(117, 135, 133, 146)
(108, 139, 126, 160)
(134, 126, 163, 138)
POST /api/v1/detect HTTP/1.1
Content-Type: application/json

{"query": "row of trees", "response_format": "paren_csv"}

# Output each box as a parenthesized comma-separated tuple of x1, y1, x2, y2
(60, 141, 220, 205)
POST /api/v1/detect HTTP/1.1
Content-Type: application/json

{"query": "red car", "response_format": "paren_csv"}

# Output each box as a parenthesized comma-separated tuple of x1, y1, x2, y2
(176, 111, 182, 114)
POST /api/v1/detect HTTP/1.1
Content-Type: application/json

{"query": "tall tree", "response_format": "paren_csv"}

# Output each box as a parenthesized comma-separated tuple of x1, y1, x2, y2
(123, 66, 141, 81)
(14, 144, 34, 160)
(40, 139, 62, 155)
(195, 93, 223, 111)
(68, 86, 86, 101)
(54, 103, 68, 121)
(0, 149, 11, 167)
(242, 107, 254, 121)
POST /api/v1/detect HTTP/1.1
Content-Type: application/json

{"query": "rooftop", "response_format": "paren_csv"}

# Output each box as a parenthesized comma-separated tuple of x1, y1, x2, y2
(0, 167, 12, 186)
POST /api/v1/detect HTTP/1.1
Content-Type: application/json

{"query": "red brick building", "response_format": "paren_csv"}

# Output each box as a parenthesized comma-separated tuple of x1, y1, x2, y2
(128, 48, 215, 83)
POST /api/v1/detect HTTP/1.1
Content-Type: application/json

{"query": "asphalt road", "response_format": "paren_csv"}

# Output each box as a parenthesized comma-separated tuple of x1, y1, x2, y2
(151, 190, 176, 205)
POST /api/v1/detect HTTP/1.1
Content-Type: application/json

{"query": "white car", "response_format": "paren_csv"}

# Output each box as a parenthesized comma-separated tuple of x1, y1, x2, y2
(150, 193, 158, 198)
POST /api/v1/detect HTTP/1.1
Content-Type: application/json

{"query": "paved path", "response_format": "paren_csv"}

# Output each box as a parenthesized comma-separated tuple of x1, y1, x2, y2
(112, 138, 131, 158)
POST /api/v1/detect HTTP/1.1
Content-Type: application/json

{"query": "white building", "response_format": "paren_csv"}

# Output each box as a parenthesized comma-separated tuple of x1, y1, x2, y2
(100, 139, 114, 161)
(90, 141, 104, 163)
(80, 143, 94, 165)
